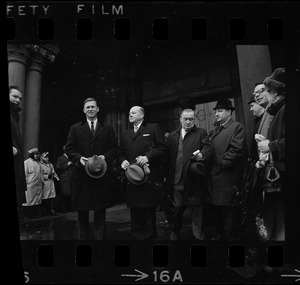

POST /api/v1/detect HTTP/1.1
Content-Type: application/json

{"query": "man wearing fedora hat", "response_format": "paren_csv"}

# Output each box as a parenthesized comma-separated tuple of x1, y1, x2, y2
(166, 109, 213, 241)
(119, 106, 166, 240)
(207, 98, 247, 241)
(65, 97, 118, 240)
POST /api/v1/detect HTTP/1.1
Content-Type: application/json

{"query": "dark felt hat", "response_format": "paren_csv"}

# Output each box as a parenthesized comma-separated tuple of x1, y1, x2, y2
(85, 155, 107, 178)
(213, 99, 235, 111)
(187, 160, 206, 178)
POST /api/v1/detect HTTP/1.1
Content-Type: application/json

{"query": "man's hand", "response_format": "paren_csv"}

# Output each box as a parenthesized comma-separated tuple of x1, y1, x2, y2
(143, 164, 151, 175)
(121, 160, 130, 170)
(80, 156, 88, 166)
(136, 155, 149, 166)
(192, 150, 204, 161)
(255, 134, 266, 142)
(257, 140, 270, 153)
(98, 155, 105, 160)
(13, 146, 18, 156)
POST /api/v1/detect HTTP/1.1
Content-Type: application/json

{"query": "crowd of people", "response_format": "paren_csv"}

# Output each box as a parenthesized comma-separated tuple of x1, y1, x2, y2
(10, 67, 285, 243)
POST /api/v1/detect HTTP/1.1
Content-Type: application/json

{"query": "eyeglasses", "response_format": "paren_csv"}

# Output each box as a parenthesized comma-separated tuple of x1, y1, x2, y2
(252, 88, 265, 97)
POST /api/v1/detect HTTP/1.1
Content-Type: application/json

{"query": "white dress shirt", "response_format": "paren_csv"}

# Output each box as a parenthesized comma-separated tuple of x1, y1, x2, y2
(87, 119, 97, 131)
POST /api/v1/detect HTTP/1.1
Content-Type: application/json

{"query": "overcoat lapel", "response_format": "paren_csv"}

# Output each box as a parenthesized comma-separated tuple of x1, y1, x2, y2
(211, 119, 233, 139)
(81, 121, 93, 139)
(92, 121, 105, 141)
(132, 124, 146, 140)
(80, 120, 105, 141)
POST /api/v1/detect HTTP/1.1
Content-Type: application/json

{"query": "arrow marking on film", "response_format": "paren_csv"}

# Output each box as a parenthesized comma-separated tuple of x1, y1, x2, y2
(121, 269, 149, 282)
(281, 269, 300, 282)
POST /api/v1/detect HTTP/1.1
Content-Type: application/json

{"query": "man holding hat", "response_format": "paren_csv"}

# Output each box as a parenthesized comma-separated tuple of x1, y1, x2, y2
(166, 109, 213, 241)
(65, 97, 118, 240)
(207, 98, 247, 241)
(119, 106, 166, 240)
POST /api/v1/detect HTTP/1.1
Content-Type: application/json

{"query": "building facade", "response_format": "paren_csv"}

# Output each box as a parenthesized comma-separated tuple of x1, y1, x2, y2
(8, 43, 284, 159)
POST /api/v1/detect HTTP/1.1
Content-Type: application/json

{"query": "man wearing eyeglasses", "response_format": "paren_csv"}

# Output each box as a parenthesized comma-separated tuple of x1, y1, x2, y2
(253, 82, 269, 108)
(242, 84, 267, 239)
(249, 83, 266, 161)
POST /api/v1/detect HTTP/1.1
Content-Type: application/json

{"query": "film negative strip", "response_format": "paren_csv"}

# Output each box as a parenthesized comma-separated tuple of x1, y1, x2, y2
(5, 1, 300, 284)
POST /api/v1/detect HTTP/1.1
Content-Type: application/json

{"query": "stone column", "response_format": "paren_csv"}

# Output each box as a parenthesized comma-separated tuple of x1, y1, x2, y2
(22, 44, 59, 155)
(22, 53, 45, 155)
(7, 44, 28, 92)
(7, 44, 29, 135)
(236, 45, 272, 151)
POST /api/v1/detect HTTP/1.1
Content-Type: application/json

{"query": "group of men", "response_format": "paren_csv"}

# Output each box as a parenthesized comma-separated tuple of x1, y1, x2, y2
(10, 67, 285, 241)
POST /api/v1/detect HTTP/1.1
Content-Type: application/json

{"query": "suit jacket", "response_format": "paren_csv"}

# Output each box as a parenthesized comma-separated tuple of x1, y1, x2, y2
(166, 126, 213, 205)
(119, 122, 166, 208)
(208, 118, 247, 206)
(56, 154, 74, 196)
(65, 119, 118, 210)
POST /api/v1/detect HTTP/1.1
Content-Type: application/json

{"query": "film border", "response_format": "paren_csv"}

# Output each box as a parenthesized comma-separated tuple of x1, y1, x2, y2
(5, 1, 300, 284)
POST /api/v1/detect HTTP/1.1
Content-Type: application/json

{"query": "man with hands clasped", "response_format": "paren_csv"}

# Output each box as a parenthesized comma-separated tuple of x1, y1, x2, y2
(119, 106, 166, 240)
(65, 98, 118, 240)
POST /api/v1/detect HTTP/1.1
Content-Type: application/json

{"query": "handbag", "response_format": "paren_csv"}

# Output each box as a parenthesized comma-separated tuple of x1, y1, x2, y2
(262, 151, 281, 193)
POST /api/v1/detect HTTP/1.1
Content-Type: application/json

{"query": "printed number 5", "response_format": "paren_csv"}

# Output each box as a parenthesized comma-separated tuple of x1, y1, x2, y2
(24, 271, 30, 283)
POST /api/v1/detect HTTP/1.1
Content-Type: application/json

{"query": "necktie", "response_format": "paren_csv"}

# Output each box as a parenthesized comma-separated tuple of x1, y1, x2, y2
(216, 124, 223, 133)
(134, 125, 138, 133)
(91, 121, 95, 135)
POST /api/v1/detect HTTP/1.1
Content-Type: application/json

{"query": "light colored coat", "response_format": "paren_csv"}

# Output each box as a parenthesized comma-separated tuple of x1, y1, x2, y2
(41, 161, 58, 199)
(23, 158, 43, 206)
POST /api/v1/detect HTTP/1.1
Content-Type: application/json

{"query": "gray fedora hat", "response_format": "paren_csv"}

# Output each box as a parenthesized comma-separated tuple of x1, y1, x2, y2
(125, 163, 148, 185)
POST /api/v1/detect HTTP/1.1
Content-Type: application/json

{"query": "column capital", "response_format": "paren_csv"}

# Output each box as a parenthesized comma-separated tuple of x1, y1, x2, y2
(7, 44, 29, 65)
(26, 44, 60, 64)
(26, 44, 60, 73)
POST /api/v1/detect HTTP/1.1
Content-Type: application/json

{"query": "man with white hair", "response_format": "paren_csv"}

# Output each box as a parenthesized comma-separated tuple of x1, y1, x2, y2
(166, 109, 213, 240)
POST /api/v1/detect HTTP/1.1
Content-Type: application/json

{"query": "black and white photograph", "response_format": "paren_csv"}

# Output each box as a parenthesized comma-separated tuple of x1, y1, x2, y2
(6, 1, 300, 284)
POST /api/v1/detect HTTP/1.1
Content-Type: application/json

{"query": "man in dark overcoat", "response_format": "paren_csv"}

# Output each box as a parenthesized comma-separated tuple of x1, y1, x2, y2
(166, 109, 213, 240)
(9, 86, 26, 218)
(56, 145, 74, 212)
(208, 99, 247, 240)
(65, 97, 118, 240)
(119, 106, 166, 240)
